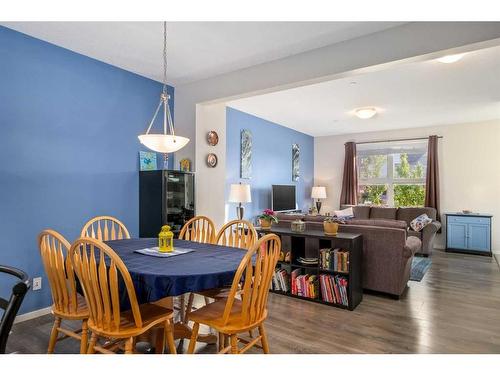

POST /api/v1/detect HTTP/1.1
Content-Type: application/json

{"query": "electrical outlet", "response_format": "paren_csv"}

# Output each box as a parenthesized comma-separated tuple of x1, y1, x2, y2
(32, 277, 42, 291)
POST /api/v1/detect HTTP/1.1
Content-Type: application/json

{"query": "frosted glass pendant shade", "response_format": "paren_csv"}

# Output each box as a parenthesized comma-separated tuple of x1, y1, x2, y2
(138, 134, 190, 153)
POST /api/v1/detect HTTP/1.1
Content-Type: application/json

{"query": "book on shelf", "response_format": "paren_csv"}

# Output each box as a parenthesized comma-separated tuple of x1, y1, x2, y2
(291, 268, 301, 295)
(290, 271, 319, 299)
(319, 274, 349, 306)
(272, 268, 290, 293)
(319, 248, 349, 273)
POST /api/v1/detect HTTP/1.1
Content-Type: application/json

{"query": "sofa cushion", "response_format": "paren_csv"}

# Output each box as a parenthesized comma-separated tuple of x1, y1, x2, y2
(276, 213, 306, 222)
(348, 219, 407, 230)
(353, 205, 371, 219)
(370, 207, 397, 220)
(397, 207, 437, 226)
(303, 215, 324, 223)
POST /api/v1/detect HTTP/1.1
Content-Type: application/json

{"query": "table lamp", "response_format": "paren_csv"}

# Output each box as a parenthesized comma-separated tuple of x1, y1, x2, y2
(311, 186, 327, 214)
(228, 183, 252, 220)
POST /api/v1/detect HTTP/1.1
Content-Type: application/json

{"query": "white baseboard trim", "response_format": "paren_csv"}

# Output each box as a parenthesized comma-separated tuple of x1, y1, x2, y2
(14, 306, 51, 324)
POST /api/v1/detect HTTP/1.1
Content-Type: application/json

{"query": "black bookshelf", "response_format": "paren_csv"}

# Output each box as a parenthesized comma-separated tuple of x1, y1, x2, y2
(257, 227, 363, 311)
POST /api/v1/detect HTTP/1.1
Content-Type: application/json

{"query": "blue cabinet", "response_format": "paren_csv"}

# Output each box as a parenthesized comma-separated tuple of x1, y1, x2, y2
(445, 213, 492, 255)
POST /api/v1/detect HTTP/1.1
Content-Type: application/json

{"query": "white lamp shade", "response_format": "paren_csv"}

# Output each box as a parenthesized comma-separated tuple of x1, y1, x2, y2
(228, 184, 251, 203)
(311, 186, 327, 199)
(138, 134, 190, 153)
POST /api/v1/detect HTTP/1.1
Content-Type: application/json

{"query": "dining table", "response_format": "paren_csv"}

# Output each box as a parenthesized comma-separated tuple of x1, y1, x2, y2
(104, 237, 248, 349)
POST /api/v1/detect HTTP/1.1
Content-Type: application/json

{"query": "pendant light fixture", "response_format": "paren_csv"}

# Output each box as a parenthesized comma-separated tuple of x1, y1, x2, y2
(138, 22, 189, 153)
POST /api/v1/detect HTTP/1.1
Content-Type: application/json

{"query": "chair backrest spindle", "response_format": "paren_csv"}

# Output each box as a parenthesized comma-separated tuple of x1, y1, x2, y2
(179, 216, 216, 244)
(81, 216, 130, 242)
(215, 220, 257, 250)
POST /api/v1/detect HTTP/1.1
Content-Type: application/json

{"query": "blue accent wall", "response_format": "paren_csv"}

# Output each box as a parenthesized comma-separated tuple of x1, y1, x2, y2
(226, 107, 314, 222)
(0, 26, 174, 314)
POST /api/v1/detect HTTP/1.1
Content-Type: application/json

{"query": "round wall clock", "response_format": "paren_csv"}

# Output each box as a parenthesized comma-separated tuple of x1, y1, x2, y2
(207, 130, 219, 146)
(206, 153, 218, 168)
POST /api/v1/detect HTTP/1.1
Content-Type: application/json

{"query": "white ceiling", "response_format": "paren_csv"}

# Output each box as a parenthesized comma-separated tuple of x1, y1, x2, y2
(0, 21, 403, 85)
(228, 45, 500, 137)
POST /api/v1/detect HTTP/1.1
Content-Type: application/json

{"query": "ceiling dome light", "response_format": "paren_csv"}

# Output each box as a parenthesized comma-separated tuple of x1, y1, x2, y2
(354, 107, 377, 119)
(436, 53, 465, 64)
(138, 22, 190, 154)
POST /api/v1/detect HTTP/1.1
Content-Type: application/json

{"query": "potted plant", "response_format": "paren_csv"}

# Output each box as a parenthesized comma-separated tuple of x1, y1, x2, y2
(258, 209, 278, 229)
(323, 216, 344, 235)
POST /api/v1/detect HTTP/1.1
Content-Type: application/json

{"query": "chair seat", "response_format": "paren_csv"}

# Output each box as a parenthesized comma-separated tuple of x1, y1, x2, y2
(52, 293, 89, 320)
(188, 298, 266, 334)
(88, 303, 174, 339)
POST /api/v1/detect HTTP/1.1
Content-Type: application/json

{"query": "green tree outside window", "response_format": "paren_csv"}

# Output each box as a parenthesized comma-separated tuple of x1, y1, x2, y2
(393, 153, 425, 207)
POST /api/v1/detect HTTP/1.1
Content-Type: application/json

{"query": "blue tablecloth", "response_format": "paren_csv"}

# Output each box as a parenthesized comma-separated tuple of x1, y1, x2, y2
(105, 238, 247, 304)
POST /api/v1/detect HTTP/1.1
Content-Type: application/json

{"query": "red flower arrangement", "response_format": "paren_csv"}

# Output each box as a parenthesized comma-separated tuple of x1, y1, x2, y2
(258, 209, 279, 223)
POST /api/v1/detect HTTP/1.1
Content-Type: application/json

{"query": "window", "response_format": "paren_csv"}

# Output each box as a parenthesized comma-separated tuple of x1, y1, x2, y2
(357, 140, 427, 207)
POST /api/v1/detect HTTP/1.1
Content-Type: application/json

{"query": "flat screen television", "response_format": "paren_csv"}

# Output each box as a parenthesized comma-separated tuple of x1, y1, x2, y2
(271, 185, 297, 212)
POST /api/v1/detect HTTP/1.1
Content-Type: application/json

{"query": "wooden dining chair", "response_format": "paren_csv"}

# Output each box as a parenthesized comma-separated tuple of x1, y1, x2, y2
(215, 220, 257, 250)
(80, 216, 130, 241)
(187, 233, 281, 354)
(70, 237, 176, 354)
(178, 216, 216, 244)
(183, 220, 258, 321)
(176, 216, 217, 324)
(38, 229, 90, 354)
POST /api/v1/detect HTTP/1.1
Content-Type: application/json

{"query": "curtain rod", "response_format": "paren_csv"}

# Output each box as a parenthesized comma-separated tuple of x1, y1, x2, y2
(346, 136, 443, 145)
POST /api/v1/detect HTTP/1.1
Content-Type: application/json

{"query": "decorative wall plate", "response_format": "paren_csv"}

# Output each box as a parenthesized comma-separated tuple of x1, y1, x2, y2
(207, 130, 219, 146)
(206, 153, 218, 168)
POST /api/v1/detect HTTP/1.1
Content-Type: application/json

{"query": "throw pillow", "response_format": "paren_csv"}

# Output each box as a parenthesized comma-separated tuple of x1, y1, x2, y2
(334, 207, 354, 219)
(410, 214, 433, 232)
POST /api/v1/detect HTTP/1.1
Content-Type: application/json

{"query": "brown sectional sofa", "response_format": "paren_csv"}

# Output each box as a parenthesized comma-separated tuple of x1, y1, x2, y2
(343, 205, 441, 256)
(276, 213, 421, 298)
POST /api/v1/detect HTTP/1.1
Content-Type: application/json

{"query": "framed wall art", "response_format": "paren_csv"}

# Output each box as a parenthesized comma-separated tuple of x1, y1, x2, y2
(139, 151, 157, 171)
(240, 129, 252, 179)
(292, 143, 300, 181)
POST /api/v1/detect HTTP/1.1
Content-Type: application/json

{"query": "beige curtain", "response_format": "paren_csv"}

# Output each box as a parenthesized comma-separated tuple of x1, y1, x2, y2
(425, 135, 440, 217)
(340, 142, 358, 206)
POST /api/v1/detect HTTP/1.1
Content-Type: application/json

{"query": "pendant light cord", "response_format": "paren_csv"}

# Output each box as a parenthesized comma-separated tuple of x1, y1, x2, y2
(142, 21, 176, 137)
(162, 21, 168, 95)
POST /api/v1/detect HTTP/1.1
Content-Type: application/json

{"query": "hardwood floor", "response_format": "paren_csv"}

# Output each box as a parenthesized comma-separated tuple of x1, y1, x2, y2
(7, 250, 500, 354)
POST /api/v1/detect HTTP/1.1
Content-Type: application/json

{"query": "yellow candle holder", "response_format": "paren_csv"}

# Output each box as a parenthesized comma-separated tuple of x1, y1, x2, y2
(158, 225, 174, 253)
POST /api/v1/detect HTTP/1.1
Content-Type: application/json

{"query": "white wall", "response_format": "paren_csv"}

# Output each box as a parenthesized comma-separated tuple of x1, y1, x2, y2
(314, 120, 500, 252)
(175, 23, 500, 170)
(195, 103, 227, 229)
